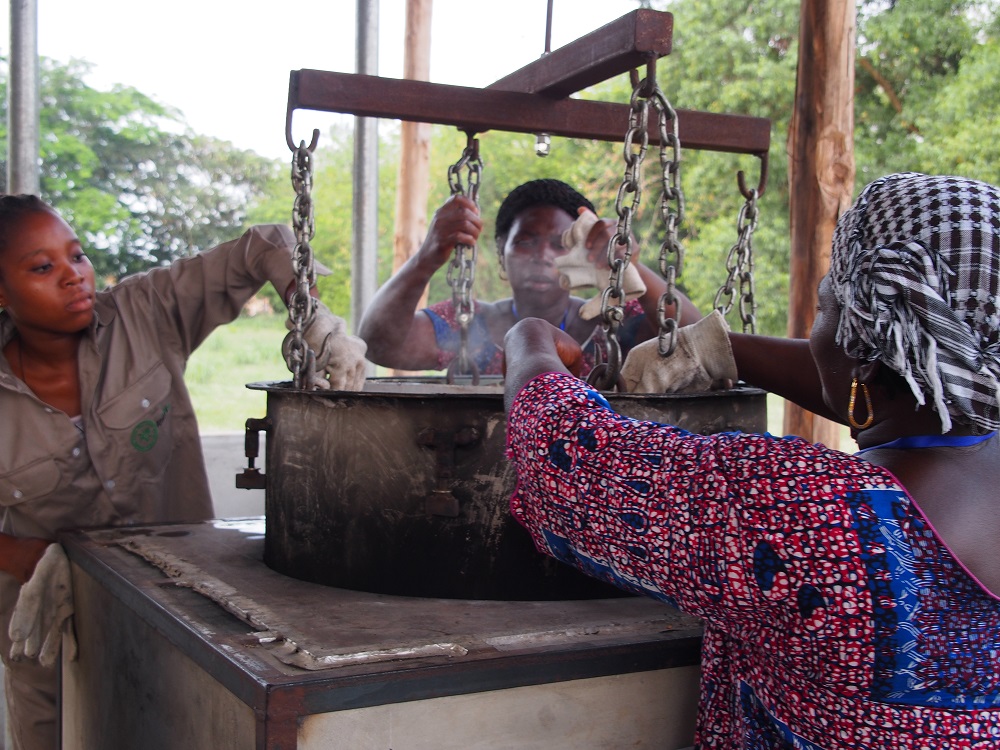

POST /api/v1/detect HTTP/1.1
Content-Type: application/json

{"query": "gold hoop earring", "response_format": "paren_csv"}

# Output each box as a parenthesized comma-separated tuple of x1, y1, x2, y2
(848, 378, 874, 430)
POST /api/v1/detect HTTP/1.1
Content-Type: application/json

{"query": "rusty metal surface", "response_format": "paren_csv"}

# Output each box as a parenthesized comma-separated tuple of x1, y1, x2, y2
(488, 8, 673, 98)
(62, 521, 703, 707)
(287, 9, 769, 155)
(290, 69, 771, 155)
(252, 378, 766, 600)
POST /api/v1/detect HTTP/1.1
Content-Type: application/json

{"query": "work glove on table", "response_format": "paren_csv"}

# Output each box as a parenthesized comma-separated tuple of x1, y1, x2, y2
(555, 208, 646, 321)
(283, 300, 368, 391)
(620, 310, 738, 394)
(9, 543, 77, 669)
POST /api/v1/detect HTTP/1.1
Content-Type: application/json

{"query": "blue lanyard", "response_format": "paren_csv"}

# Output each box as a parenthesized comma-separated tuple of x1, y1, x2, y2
(856, 431, 997, 455)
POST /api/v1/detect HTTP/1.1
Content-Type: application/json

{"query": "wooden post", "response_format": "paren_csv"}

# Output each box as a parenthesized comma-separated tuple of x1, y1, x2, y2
(393, 0, 433, 293)
(784, 0, 856, 446)
(388, 0, 433, 376)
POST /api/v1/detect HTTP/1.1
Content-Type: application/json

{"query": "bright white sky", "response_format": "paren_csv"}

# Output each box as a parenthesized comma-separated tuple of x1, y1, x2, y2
(2, 0, 641, 160)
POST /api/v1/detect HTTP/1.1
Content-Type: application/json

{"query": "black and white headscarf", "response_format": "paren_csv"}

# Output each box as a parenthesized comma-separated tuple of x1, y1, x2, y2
(829, 172, 1000, 433)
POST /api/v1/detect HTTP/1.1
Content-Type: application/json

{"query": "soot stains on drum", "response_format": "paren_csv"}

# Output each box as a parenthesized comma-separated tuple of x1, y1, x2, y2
(254, 378, 766, 601)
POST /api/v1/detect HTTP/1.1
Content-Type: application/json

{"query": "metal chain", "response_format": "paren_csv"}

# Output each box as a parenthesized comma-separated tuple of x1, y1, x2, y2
(713, 187, 759, 333)
(445, 134, 484, 385)
(586, 73, 647, 391)
(286, 141, 319, 389)
(651, 87, 685, 357)
(589, 65, 684, 388)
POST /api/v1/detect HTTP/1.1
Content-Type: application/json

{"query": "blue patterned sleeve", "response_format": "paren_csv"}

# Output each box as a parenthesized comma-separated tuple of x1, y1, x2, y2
(505, 372, 898, 626)
(506, 371, 741, 614)
(508, 373, 1000, 740)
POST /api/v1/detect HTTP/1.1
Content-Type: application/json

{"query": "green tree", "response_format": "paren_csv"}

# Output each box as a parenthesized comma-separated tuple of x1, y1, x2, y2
(562, 0, 800, 336)
(854, 0, 984, 181)
(915, 37, 1000, 182)
(261, 0, 1000, 338)
(0, 57, 283, 283)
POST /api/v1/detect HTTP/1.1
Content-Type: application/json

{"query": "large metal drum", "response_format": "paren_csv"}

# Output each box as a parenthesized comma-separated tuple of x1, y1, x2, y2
(249, 378, 766, 601)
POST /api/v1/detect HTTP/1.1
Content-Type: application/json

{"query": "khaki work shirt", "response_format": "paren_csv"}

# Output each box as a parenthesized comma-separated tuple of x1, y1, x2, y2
(0, 224, 298, 546)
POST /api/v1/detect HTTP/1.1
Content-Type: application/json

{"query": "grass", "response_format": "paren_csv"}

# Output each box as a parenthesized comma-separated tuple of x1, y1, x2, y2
(186, 314, 290, 433)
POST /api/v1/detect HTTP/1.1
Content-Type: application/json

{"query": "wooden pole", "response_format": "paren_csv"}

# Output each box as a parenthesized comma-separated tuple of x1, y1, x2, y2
(784, 0, 856, 446)
(393, 0, 433, 298)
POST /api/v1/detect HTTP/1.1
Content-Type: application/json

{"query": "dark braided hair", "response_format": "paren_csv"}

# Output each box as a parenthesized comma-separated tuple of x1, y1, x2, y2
(0, 195, 57, 264)
(494, 179, 595, 262)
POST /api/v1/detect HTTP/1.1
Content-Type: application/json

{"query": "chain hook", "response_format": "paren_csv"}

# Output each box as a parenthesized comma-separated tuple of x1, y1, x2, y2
(286, 140, 321, 390)
(445, 131, 484, 385)
(286, 104, 320, 154)
(598, 57, 684, 383)
(713, 162, 760, 335)
(736, 150, 769, 200)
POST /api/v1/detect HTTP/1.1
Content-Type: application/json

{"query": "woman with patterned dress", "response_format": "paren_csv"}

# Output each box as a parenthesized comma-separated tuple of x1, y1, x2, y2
(358, 179, 700, 377)
(503, 173, 1000, 748)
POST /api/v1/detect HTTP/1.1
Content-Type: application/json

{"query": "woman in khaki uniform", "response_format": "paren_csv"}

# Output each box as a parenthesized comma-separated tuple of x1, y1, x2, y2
(0, 195, 366, 749)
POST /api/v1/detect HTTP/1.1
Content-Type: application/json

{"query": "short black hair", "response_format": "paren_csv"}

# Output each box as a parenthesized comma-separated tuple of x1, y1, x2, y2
(0, 194, 57, 263)
(494, 179, 595, 253)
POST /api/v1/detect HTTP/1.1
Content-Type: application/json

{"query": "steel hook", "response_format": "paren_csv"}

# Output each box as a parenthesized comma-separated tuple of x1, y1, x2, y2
(737, 151, 769, 200)
(286, 106, 320, 154)
(628, 55, 659, 99)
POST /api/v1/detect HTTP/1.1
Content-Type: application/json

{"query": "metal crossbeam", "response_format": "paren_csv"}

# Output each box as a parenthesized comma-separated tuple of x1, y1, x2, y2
(488, 8, 673, 98)
(289, 70, 769, 155)
(286, 9, 770, 157)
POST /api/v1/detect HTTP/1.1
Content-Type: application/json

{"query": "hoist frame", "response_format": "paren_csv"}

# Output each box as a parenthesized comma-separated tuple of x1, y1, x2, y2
(284, 8, 771, 172)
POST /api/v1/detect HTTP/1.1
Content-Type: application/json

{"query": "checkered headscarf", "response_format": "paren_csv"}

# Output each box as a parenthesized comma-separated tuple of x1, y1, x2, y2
(829, 172, 1000, 433)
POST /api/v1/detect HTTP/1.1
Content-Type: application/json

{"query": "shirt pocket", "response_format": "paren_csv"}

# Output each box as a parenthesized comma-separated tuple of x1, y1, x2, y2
(96, 361, 175, 482)
(0, 455, 61, 510)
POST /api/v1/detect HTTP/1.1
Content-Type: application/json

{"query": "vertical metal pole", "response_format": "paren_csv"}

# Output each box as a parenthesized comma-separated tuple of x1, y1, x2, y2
(7, 0, 40, 194)
(352, 0, 379, 339)
(544, 0, 553, 54)
(3, 4, 38, 737)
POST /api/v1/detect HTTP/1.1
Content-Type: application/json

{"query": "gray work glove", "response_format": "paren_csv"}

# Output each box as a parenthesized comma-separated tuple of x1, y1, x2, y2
(621, 310, 738, 393)
(9, 543, 77, 669)
(283, 300, 368, 391)
(554, 208, 646, 321)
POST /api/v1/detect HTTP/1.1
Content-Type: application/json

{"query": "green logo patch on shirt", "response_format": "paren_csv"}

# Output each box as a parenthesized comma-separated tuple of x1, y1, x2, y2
(131, 405, 169, 452)
(131, 420, 158, 452)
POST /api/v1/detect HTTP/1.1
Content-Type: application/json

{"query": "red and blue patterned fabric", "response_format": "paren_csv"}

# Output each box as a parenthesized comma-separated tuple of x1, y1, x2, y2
(424, 299, 648, 377)
(507, 372, 1000, 748)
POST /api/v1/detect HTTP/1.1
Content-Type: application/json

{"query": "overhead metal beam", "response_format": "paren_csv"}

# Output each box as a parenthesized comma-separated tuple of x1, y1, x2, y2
(288, 69, 770, 156)
(488, 8, 673, 98)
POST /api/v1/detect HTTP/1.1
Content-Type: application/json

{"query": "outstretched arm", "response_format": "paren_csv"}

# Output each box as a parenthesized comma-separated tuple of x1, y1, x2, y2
(505, 320, 840, 423)
(632, 260, 703, 331)
(729, 332, 839, 421)
(359, 195, 483, 370)
(503, 318, 583, 411)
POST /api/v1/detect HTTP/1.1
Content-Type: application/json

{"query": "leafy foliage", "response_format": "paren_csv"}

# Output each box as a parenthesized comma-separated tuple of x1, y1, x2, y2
(6, 0, 1000, 338)
(0, 57, 282, 284)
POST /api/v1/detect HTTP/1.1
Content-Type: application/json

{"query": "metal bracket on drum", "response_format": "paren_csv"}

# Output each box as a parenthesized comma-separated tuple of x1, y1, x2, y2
(417, 423, 484, 518)
(236, 417, 271, 491)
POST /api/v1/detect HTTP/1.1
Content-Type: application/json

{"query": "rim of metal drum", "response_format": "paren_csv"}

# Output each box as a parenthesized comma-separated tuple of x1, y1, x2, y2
(246, 379, 768, 402)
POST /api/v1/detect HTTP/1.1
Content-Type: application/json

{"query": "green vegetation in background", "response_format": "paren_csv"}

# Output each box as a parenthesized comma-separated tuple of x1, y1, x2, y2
(186, 314, 289, 433)
(184, 316, 860, 454)
(0, 57, 282, 284)
(7, 0, 1000, 362)
(7, 0, 999, 332)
